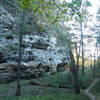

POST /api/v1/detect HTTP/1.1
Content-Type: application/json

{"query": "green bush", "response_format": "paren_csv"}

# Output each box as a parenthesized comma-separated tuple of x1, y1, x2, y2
(42, 72, 93, 89)
(78, 73, 93, 89)
(42, 73, 73, 88)
(91, 80, 100, 95)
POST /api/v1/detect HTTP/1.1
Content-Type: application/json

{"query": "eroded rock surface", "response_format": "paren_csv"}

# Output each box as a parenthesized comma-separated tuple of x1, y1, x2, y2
(0, 1, 69, 83)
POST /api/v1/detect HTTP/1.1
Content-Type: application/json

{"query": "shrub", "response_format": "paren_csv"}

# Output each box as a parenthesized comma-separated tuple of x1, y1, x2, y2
(42, 72, 93, 89)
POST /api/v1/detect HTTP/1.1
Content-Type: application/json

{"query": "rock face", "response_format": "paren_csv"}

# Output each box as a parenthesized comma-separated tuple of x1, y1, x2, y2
(0, 1, 69, 83)
(0, 52, 7, 63)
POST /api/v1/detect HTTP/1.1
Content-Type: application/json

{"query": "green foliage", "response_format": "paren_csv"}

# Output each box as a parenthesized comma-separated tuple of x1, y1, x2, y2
(18, 0, 90, 24)
(86, 1, 91, 6)
(19, 0, 31, 9)
(96, 61, 100, 68)
(41, 72, 93, 89)
(42, 73, 72, 88)
(54, 24, 72, 49)
(73, 0, 91, 22)
(78, 73, 93, 89)
(91, 80, 100, 95)
(0, 93, 90, 100)
(94, 61, 100, 75)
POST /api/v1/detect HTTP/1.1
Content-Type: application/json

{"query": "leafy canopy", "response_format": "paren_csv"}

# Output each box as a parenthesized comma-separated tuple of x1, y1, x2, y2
(19, 0, 85, 23)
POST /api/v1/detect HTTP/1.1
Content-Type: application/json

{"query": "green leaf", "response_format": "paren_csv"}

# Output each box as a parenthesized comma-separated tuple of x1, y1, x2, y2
(86, 1, 91, 6)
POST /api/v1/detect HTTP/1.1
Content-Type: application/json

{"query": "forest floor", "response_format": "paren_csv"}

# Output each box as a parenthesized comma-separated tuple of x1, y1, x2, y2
(0, 80, 72, 96)
(0, 79, 90, 100)
(0, 81, 90, 100)
(0, 73, 99, 100)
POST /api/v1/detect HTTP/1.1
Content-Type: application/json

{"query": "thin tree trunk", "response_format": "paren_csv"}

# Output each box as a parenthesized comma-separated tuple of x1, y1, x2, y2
(96, 44, 99, 65)
(16, 33, 23, 96)
(15, 9, 25, 96)
(93, 55, 96, 78)
(80, 22, 85, 76)
(75, 42, 79, 72)
(76, 56, 78, 68)
(77, 44, 81, 72)
(69, 48, 80, 94)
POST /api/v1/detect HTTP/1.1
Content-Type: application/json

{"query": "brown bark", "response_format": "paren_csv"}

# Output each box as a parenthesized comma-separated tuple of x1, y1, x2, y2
(68, 48, 80, 94)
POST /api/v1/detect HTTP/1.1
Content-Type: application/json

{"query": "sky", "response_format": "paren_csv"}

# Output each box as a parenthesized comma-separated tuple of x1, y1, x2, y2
(86, 0, 100, 58)
(60, 0, 100, 58)
(63, 0, 100, 15)
(88, 0, 100, 15)
(71, 0, 100, 58)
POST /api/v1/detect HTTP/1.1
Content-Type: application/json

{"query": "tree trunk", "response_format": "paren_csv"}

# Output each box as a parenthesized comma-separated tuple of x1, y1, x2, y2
(77, 44, 81, 72)
(90, 55, 93, 74)
(80, 22, 85, 76)
(15, 10, 25, 96)
(75, 42, 79, 71)
(69, 48, 80, 94)
(15, 33, 22, 96)
(93, 55, 96, 78)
